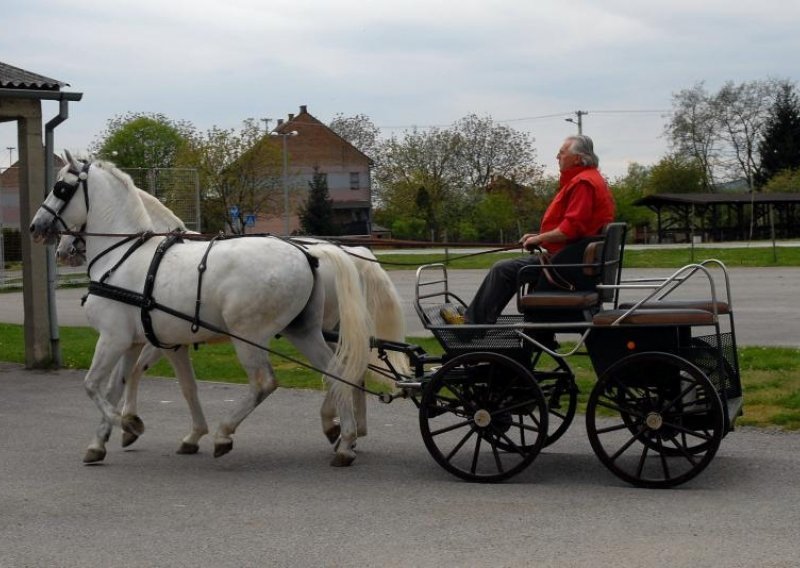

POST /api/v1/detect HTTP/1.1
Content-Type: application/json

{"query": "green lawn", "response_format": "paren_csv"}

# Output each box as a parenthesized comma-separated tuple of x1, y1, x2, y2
(1, 323, 797, 430)
(374, 244, 800, 270)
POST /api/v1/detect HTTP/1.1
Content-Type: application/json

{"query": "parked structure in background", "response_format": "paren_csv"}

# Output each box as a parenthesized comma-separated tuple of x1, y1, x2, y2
(255, 105, 373, 235)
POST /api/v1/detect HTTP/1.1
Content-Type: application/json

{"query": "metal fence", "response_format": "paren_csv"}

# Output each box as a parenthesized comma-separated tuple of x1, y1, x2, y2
(0, 166, 200, 287)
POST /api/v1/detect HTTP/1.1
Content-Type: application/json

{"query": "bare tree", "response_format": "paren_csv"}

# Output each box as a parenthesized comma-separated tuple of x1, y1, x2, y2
(328, 113, 381, 161)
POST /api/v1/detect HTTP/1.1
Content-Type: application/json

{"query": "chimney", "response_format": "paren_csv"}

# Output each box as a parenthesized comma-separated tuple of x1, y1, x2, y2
(300, 105, 307, 114)
(288, 113, 295, 121)
(276, 118, 284, 126)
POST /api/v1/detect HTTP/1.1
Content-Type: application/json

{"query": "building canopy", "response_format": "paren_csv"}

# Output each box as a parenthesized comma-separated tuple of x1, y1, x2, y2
(635, 192, 800, 243)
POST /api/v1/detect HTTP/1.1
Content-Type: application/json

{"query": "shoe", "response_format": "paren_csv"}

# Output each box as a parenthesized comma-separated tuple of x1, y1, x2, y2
(440, 304, 466, 325)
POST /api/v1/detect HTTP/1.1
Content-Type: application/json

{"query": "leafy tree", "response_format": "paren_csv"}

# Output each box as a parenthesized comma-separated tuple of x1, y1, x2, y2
(178, 118, 282, 234)
(757, 82, 800, 187)
(374, 115, 542, 241)
(648, 154, 705, 194)
(328, 113, 381, 161)
(89, 112, 195, 169)
(761, 168, 800, 193)
(609, 163, 655, 231)
(473, 192, 517, 242)
(299, 169, 338, 235)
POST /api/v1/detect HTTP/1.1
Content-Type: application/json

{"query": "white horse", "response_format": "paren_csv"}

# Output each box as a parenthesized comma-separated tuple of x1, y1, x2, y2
(56, 196, 409, 460)
(32, 151, 373, 466)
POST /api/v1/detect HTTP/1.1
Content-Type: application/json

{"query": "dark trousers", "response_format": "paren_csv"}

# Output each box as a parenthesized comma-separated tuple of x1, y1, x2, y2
(465, 240, 596, 324)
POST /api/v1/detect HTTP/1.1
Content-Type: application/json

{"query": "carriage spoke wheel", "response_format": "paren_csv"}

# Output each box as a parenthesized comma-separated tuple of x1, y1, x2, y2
(532, 351, 578, 447)
(419, 352, 548, 483)
(586, 352, 724, 488)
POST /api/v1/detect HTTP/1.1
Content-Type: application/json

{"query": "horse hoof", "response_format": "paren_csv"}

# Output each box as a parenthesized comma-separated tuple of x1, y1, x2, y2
(324, 424, 340, 444)
(214, 441, 233, 458)
(121, 432, 139, 448)
(83, 448, 107, 463)
(121, 414, 145, 436)
(177, 442, 199, 455)
(330, 452, 356, 467)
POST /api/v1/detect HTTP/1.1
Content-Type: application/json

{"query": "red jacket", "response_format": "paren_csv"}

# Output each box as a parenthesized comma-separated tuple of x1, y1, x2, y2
(540, 166, 615, 253)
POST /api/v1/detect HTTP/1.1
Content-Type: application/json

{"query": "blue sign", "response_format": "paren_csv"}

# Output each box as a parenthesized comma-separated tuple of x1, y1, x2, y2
(229, 205, 240, 218)
(245, 214, 256, 227)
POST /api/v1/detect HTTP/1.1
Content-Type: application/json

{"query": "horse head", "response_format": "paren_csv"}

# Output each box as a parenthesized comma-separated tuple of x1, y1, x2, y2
(30, 149, 90, 245)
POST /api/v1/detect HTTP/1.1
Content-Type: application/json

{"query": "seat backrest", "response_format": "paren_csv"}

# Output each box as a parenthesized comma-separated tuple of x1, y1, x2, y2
(597, 222, 627, 304)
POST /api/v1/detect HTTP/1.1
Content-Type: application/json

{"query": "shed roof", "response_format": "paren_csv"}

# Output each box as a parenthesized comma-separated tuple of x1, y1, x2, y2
(635, 192, 800, 207)
(0, 61, 66, 90)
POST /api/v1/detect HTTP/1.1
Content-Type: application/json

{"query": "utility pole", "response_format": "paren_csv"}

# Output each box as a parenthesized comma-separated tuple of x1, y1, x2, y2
(6, 146, 14, 166)
(260, 118, 272, 133)
(565, 111, 588, 134)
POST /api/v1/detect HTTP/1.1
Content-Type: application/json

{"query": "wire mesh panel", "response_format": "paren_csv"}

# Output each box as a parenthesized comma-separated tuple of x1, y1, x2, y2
(123, 168, 201, 232)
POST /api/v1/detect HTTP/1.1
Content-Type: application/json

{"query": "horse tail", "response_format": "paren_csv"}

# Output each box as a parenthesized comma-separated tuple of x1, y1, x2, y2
(349, 248, 411, 383)
(310, 245, 373, 388)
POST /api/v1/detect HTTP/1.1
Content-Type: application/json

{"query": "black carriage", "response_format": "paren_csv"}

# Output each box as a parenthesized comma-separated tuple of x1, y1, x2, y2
(374, 223, 743, 488)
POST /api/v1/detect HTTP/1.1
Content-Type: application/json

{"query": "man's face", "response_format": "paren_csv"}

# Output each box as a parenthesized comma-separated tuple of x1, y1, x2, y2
(557, 140, 581, 171)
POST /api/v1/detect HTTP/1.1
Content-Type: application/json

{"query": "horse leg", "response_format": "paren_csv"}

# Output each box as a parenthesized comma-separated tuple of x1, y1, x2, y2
(213, 341, 278, 458)
(284, 329, 358, 467)
(85, 349, 138, 462)
(160, 346, 209, 455)
(83, 341, 142, 463)
(118, 343, 164, 448)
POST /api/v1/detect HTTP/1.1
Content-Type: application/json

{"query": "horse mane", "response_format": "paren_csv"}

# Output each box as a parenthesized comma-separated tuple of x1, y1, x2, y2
(91, 160, 186, 232)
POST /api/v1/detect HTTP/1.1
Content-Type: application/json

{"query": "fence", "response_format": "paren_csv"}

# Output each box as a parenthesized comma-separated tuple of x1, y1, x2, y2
(0, 166, 200, 287)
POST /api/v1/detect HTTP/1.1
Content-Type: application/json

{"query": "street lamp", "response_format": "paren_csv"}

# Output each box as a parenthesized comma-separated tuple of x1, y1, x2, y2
(270, 130, 299, 234)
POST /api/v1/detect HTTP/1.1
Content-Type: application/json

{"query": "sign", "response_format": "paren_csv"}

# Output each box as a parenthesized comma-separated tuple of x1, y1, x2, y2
(229, 205, 240, 218)
(245, 214, 256, 227)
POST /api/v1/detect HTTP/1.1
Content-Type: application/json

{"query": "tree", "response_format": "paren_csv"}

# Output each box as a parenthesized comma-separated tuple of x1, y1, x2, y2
(761, 168, 800, 193)
(666, 79, 789, 190)
(757, 81, 800, 187)
(89, 112, 195, 169)
(666, 83, 719, 190)
(328, 113, 381, 161)
(714, 80, 775, 189)
(373, 114, 543, 241)
(299, 169, 338, 235)
(648, 154, 705, 194)
(451, 114, 542, 192)
(609, 162, 655, 230)
(178, 118, 282, 234)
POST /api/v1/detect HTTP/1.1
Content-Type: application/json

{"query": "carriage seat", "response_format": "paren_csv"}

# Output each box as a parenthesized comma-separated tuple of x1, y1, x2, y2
(516, 223, 627, 323)
(592, 308, 717, 327)
(617, 300, 730, 315)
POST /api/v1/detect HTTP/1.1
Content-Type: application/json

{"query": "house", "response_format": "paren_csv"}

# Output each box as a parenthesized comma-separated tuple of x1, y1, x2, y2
(254, 105, 373, 235)
(0, 155, 66, 230)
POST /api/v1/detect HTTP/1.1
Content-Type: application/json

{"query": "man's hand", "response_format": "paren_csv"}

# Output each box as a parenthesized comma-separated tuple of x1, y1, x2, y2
(520, 233, 540, 251)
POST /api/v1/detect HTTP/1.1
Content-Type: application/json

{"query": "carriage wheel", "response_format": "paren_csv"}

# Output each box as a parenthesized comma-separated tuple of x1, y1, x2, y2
(419, 352, 548, 483)
(532, 351, 578, 447)
(586, 352, 724, 488)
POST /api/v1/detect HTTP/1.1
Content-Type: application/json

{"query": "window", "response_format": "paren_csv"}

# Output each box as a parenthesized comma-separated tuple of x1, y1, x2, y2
(349, 172, 359, 190)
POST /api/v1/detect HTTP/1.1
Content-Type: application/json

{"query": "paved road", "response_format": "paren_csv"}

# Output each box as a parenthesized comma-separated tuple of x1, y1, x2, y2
(1, 363, 799, 568)
(1, 267, 798, 347)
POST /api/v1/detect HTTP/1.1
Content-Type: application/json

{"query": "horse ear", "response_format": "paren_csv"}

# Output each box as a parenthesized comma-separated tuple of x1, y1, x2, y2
(64, 149, 81, 170)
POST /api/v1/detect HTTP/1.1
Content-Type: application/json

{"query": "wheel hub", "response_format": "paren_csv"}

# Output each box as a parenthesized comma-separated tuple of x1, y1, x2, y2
(645, 412, 663, 430)
(473, 409, 492, 428)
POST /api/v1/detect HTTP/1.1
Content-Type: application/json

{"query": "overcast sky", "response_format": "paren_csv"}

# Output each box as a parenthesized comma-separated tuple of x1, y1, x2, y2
(1, 0, 798, 179)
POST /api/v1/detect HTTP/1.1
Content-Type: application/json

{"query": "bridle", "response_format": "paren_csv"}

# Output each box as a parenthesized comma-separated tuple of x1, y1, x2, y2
(42, 159, 91, 250)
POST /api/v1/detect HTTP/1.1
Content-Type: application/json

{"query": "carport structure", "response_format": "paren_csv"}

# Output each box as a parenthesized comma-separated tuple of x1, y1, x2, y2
(0, 61, 82, 367)
(635, 192, 800, 244)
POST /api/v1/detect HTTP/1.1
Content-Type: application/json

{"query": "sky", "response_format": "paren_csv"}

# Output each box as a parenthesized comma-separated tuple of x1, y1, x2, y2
(2, 0, 799, 179)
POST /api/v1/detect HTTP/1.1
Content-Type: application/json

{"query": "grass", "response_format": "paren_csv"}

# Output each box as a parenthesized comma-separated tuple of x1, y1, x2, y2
(374, 245, 800, 270)
(1, 323, 797, 430)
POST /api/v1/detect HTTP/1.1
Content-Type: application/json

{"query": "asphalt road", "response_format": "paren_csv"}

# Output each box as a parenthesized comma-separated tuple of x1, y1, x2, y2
(2, 363, 799, 568)
(1, 267, 799, 347)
